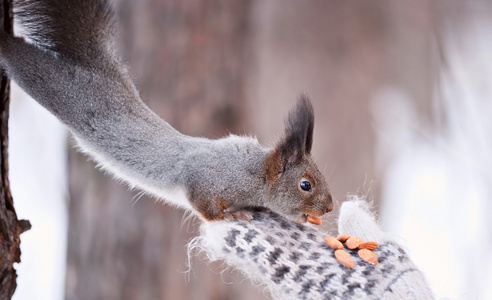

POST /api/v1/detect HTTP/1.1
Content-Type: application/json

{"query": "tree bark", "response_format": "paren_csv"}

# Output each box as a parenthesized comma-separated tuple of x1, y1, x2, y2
(0, 0, 31, 298)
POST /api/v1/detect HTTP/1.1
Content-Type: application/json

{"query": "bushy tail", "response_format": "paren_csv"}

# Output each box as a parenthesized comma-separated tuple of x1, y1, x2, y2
(15, 0, 116, 65)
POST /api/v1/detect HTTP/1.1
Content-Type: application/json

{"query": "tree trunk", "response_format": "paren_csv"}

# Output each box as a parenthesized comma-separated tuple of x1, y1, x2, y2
(0, 0, 31, 298)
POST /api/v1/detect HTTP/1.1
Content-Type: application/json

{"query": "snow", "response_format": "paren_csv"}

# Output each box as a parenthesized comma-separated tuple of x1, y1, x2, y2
(373, 18, 492, 299)
(9, 84, 68, 300)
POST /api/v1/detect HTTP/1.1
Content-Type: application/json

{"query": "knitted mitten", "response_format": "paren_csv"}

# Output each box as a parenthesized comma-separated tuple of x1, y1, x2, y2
(197, 199, 434, 300)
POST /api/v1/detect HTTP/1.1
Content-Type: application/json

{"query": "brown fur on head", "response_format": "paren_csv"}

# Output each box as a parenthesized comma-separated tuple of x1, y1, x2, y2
(263, 95, 333, 222)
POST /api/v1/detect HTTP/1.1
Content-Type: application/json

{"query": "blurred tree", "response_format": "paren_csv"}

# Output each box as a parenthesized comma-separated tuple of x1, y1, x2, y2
(65, 0, 437, 299)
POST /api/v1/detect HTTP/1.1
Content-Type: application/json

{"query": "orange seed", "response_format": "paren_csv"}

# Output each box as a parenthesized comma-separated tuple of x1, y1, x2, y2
(334, 249, 354, 268)
(324, 236, 343, 250)
(358, 241, 378, 251)
(346, 236, 362, 249)
(306, 215, 322, 225)
(336, 234, 351, 243)
(358, 249, 378, 265)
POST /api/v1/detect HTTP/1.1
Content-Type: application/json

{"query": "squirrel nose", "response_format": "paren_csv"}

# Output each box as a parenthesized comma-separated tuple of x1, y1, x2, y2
(325, 194, 334, 213)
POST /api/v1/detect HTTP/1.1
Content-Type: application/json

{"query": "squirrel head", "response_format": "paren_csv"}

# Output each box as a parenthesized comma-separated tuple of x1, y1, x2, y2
(263, 95, 333, 223)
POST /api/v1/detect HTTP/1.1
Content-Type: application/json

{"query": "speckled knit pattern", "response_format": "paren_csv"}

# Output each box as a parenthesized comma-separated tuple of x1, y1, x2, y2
(198, 200, 434, 300)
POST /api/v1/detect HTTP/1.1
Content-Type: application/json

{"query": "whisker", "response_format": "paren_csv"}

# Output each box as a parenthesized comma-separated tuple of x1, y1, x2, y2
(131, 190, 146, 207)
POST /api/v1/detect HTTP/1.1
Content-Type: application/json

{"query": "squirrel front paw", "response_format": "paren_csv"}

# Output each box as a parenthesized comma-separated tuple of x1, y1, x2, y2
(194, 198, 250, 222)
(194, 198, 227, 221)
(223, 211, 251, 222)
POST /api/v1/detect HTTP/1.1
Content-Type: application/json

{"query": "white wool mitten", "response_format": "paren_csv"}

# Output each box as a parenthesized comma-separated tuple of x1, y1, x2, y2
(197, 199, 434, 300)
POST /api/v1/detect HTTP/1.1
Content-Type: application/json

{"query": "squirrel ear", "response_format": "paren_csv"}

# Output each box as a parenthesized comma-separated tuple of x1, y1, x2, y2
(277, 95, 314, 166)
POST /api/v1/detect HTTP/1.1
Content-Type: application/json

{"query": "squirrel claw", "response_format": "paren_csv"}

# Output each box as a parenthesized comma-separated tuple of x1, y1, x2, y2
(223, 211, 251, 222)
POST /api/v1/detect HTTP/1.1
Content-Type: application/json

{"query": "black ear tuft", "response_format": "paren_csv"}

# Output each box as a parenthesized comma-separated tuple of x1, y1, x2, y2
(277, 94, 315, 165)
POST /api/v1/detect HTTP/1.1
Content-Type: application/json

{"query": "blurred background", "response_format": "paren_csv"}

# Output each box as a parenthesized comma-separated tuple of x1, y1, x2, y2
(8, 0, 492, 299)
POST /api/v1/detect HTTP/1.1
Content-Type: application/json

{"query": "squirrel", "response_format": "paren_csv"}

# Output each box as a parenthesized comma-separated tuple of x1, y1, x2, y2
(0, 0, 333, 222)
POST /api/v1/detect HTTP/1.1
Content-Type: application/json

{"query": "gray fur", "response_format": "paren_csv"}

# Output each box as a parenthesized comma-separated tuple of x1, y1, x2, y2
(0, 0, 332, 221)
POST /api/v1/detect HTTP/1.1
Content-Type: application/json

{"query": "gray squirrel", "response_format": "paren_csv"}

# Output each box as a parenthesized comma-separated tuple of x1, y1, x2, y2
(0, 0, 333, 222)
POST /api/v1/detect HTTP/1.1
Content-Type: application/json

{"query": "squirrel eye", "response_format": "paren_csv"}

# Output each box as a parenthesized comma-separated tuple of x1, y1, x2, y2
(300, 181, 312, 191)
